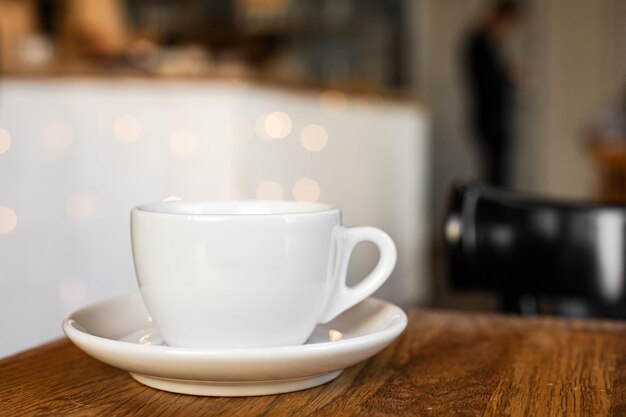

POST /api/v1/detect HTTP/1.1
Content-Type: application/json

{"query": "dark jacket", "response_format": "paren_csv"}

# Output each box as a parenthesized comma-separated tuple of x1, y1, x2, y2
(463, 28, 513, 143)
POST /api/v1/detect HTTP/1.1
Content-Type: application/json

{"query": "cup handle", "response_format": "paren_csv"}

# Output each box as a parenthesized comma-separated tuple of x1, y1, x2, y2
(319, 226, 397, 323)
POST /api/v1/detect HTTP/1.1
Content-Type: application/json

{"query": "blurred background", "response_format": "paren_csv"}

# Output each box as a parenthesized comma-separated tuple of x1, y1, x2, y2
(1, 0, 626, 357)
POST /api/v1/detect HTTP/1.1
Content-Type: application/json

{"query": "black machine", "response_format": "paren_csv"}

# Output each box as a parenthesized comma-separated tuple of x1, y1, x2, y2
(444, 182, 626, 317)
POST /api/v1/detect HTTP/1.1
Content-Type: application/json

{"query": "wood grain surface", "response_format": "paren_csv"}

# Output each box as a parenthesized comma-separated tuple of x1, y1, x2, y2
(3, 309, 626, 416)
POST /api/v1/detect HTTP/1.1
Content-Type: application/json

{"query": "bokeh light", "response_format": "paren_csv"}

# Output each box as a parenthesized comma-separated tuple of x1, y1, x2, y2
(263, 112, 292, 139)
(58, 276, 86, 305)
(0, 129, 12, 154)
(329, 329, 343, 341)
(113, 115, 142, 143)
(300, 124, 329, 152)
(66, 194, 95, 221)
(0, 206, 17, 234)
(256, 180, 284, 200)
(292, 178, 321, 203)
(170, 129, 197, 156)
(162, 195, 182, 202)
(43, 121, 75, 149)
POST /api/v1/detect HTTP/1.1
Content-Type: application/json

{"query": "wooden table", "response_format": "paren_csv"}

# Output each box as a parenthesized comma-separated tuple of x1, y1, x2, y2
(3, 309, 626, 416)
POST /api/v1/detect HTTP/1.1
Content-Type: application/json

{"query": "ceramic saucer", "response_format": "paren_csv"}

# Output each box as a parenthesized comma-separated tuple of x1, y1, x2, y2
(63, 294, 407, 396)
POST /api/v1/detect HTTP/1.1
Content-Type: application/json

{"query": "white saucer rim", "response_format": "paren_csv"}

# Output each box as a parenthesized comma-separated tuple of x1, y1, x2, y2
(129, 370, 344, 396)
(62, 294, 408, 357)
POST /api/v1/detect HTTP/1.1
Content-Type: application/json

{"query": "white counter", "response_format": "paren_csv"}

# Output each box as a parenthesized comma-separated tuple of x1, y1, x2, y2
(0, 78, 430, 357)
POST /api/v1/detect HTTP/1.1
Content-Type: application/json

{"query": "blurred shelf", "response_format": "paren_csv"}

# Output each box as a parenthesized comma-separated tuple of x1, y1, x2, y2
(0, 64, 424, 106)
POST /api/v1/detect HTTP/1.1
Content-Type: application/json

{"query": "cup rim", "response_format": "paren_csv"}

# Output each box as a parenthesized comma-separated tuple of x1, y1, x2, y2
(134, 200, 339, 216)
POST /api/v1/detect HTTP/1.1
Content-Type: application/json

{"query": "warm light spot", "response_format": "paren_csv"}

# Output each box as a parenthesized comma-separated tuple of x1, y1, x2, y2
(329, 329, 343, 341)
(0, 206, 17, 234)
(113, 115, 142, 143)
(292, 178, 321, 203)
(170, 129, 197, 156)
(162, 195, 182, 202)
(58, 276, 86, 305)
(445, 215, 462, 243)
(227, 116, 252, 144)
(319, 90, 347, 113)
(43, 121, 75, 148)
(263, 112, 292, 140)
(300, 124, 328, 152)
(256, 180, 284, 200)
(66, 194, 95, 221)
(0, 129, 11, 154)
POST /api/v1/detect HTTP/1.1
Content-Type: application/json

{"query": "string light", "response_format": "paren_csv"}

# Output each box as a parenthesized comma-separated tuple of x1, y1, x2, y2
(292, 178, 321, 203)
(300, 124, 328, 152)
(263, 112, 292, 139)
(0, 206, 17, 234)
(256, 180, 284, 200)
(0, 129, 12, 154)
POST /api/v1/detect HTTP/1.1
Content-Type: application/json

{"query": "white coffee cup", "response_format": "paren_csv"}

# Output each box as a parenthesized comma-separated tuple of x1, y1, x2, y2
(131, 200, 396, 349)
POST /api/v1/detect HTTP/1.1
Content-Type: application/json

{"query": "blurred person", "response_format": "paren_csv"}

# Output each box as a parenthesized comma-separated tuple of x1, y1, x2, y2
(0, 0, 37, 70)
(58, 0, 128, 60)
(462, 0, 520, 187)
